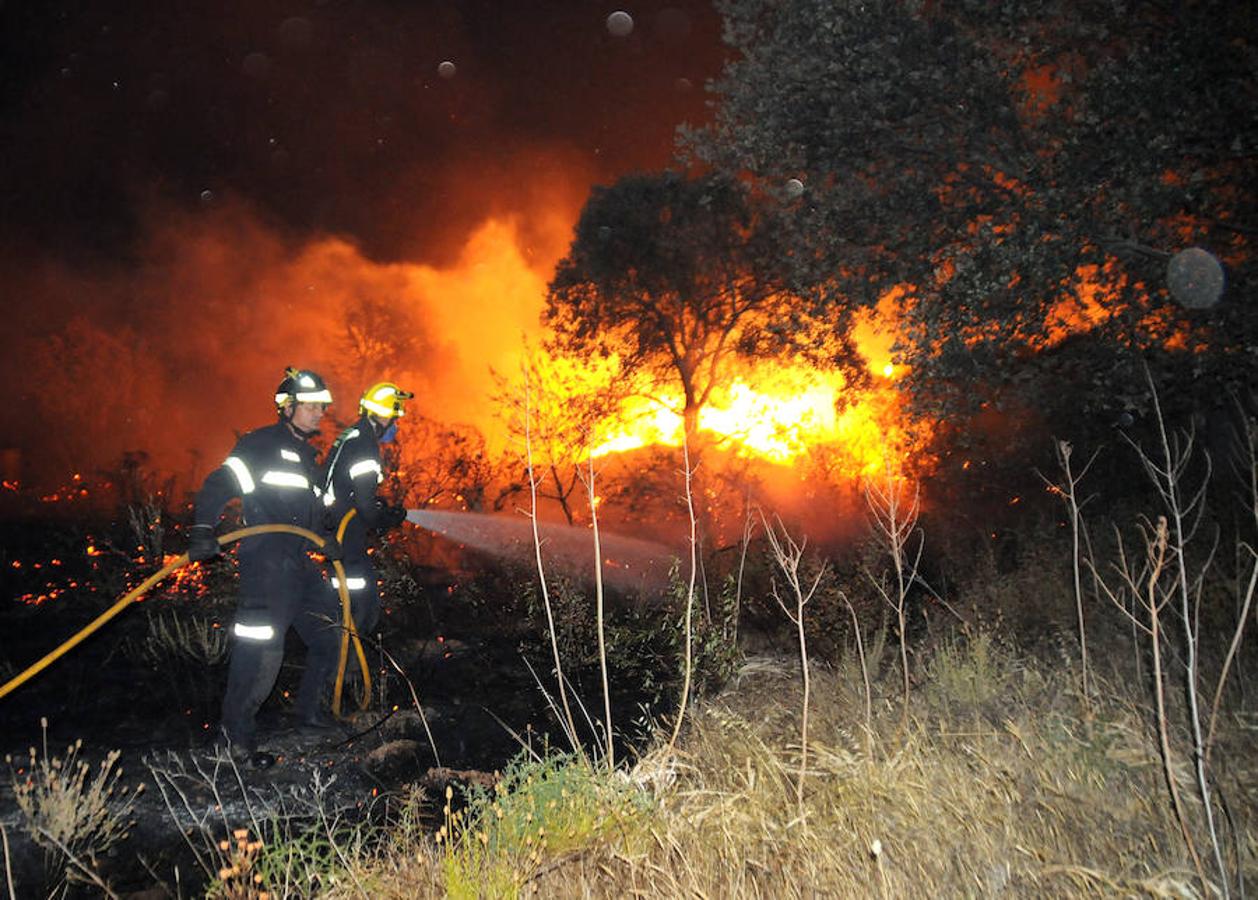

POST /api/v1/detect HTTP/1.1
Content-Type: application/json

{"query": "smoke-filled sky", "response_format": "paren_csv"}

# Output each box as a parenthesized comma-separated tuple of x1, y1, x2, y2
(0, 1, 724, 493)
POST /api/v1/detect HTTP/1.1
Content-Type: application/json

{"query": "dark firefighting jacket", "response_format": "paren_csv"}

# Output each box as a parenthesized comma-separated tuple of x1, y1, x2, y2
(194, 421, 324, 561)
(320, 415, 389, 560)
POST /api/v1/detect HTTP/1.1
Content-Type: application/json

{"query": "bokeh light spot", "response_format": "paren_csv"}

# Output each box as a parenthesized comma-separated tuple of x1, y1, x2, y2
(606, 11, 634, 37)
(1167, 247, 1225, 309)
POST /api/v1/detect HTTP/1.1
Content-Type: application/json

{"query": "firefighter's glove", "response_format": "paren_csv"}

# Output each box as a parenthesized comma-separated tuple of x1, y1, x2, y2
(379, 504, 407, 531)
(187, 524, 221, 562)
(321, 536, 344, 562)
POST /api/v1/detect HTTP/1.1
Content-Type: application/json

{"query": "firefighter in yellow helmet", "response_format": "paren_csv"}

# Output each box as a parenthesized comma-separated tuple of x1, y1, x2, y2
(319, 382, 413, 637)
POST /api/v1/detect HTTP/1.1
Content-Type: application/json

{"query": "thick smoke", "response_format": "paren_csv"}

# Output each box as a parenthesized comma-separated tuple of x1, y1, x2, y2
(0, 1, 720, 498)
(0, 166, 588, 496)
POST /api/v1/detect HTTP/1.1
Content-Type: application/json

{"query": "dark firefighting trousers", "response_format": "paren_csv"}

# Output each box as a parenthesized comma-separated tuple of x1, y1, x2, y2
(220, 550, 339, 748)
(332, 553, 381, 638)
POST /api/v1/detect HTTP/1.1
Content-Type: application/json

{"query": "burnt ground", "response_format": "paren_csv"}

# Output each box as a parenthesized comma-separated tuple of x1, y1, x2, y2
(0, 536, 668, 899)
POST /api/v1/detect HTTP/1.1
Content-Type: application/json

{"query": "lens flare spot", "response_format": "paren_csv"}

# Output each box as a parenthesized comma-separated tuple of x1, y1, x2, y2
(606, 11, 634, 37)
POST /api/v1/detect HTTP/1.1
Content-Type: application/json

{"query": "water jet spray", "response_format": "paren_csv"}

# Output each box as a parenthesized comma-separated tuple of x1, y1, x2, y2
(405, 508, 675, 593)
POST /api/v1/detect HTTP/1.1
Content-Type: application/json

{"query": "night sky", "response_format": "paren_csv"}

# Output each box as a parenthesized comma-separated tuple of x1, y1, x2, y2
(1, 0, 721, 261)
(0, 1, 725, 492)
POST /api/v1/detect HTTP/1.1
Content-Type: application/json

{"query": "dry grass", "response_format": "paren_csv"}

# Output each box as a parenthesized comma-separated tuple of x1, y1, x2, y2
(315, 628, 1255, 899)
(7, 719, 141, 891)
(624, 666, 1179, 897)
(127, 607, 230, 668)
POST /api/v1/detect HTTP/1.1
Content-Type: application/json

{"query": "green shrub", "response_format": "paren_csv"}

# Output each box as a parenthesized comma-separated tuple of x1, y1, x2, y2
(440, 751, 655, 899)
(253, 816, 365, 898)
(922, 625, 1021, 719)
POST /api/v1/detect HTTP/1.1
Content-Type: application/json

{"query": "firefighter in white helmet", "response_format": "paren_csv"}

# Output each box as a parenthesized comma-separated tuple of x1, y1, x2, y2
(319, 381, 412, 638)
(187, 367, 343, 760)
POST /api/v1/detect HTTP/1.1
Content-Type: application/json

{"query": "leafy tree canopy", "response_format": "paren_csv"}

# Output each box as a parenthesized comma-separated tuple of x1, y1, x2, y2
(682, 0, 1257, 424)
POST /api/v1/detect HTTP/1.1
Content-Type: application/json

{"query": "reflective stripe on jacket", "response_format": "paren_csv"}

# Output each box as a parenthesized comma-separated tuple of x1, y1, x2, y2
(321, 415, 387, 558)
(194, 420, 323, 558)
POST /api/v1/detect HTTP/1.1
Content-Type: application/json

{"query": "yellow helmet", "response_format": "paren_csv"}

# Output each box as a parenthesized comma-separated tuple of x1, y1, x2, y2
(360, 382, 414, 419)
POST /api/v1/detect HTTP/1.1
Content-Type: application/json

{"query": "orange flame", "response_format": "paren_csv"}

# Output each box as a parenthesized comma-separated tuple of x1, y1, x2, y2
(588, 368, 917, 477)
(572, 294, 929, 478)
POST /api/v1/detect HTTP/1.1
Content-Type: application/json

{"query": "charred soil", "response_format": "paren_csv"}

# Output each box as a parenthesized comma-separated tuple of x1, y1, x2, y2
(0, 518, 672, 897)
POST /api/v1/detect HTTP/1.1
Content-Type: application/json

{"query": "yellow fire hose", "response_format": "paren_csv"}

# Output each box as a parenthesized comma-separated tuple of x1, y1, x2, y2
(0, 520, 372, 719)
(329, 507, 369, 718)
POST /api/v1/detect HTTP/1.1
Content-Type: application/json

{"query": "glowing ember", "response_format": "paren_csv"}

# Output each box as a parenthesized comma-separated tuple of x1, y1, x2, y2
(162, 553, 214, 597)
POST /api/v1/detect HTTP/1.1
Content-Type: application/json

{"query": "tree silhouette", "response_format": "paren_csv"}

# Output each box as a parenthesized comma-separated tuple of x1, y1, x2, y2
(393, 416, 506, 513)
(335, 292, 424, 395)
(684, 0, 1257, 422)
